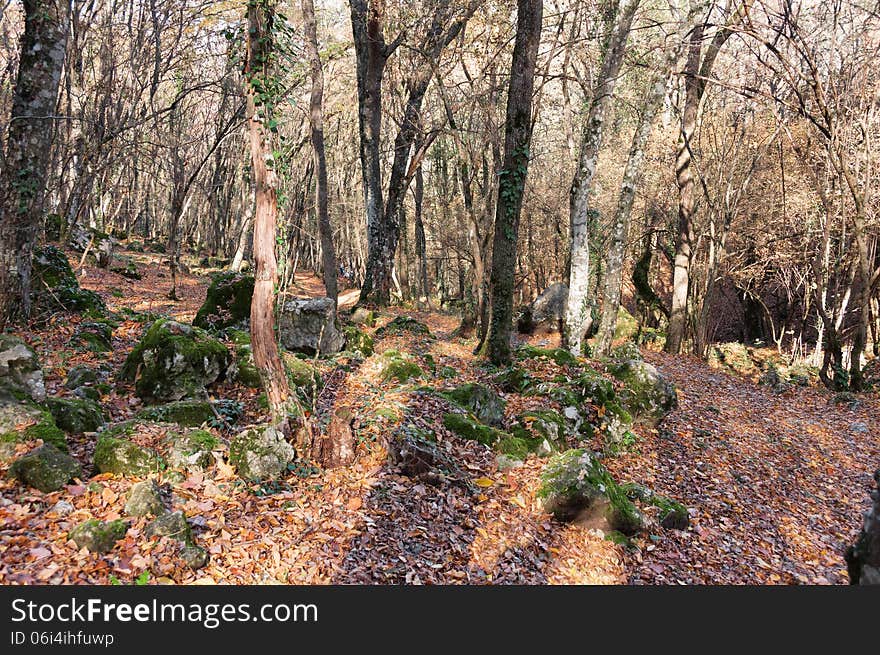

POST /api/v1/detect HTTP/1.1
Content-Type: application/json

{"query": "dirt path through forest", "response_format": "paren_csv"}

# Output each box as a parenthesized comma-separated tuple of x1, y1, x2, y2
(609, 352, 880, 584)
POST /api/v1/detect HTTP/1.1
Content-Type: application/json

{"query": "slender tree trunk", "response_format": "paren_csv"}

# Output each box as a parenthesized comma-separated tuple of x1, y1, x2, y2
(564, 0, 640, 356)
(484, 0, 542, 366)
(595, 66, 666, 357)
(0, 0, 70, 325)
(414, 161, 429, 305)
(351, 0, 389, 306)
(303, 0, 337, 304)
(246, 0, 291, 429)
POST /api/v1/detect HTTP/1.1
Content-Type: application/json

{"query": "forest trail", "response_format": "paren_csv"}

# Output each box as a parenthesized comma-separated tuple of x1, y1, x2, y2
(1, 250, 876, 585)
(610, 352, 880, 584)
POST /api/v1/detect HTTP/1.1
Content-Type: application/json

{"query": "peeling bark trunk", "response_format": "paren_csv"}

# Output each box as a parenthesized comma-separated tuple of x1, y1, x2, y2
(0, 0, 70, 325)
(564, 0, 639, 356)
(485, 0, 542, 366)
(246, 1, 291, 430)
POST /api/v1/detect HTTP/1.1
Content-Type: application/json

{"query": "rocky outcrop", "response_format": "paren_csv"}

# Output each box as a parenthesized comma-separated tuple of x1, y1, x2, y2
(229, 425, 295, 481)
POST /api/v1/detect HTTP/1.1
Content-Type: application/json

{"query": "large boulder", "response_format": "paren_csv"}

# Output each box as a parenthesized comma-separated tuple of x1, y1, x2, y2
(9, 444, 81, 492)
(193, 271, 255, 331)
(119, 319, 229, 402)
(47, 397, 105, 433)
(0, 334, 45, 402)
(0, 403, 67, 453)
(607, 359, 677, 421)
(136, 400, 216, 427)
(443, 383, 506, 427)
(229, 425, 295, 481)
(31, 245, 106, 315)
(537, 449, 643, 535)
(68, 225, 115, 268)
(518, 282, 567, 334)
(846, 470, 880, 585)
(278, 297, 344, 355)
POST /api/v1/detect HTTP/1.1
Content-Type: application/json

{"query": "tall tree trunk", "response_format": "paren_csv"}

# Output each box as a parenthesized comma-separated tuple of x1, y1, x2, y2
(484, 0, 542, 366)
(413, 159, 429, 305)
(246, 0, 291, 429)
(665, 1, 745, 353)
(0, 0, 70, 325)
(564, 0, 640, 356)
(303, 0, 338, 304)
(594, 61, 667, 357)
(351, 0, 389, 306)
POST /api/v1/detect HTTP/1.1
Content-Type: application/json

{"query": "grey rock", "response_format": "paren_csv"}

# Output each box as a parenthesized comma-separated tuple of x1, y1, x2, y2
(0, 334, 45, 403)
(229, 425, 295, 481)
(9, 444, 81, 492)
(180, 544, 209, 569)
(125, 479, 164, 517)
(278, 297, 345, 355)
(145, 511, 192, 541)
(69, 519, 127, 553)
(49, 500, 75, 516)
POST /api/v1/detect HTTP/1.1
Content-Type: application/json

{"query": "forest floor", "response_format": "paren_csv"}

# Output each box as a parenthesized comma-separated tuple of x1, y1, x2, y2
(1, 246, 877, 585)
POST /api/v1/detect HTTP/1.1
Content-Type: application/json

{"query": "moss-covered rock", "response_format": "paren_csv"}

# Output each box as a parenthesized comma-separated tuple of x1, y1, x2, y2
(343, 325, 374, 356)
(229, 425, 295, 481)
(110, 258, 141, 280)
(607, 358, 677, 421)
(496, 435, 532, 460)
(226, 331, 262, 389)
(653, 495, 689, 530)
(377, 350, 424, 384)
(350, 307, 376, 327)
(0, 403, 67, 451)
(493, 367, 535, 393)
(613, 306, 639, 342)
(442, 412, 506, 447)
(47, 397, 105, 433)
(443, 383, 506, 427)
(282, 352, 323, 391)
(537, 449, 643, 535)
(516, 344, 579, 367)
(136, 400, 215, 427)
(375, 315, 433, 339)
(125, 479, 164, 517)
(181, 544, 209, 569)
(164, 429, 218, 471)
(0, 334, 46, 403)
(64, 365, 99, 391)
(119, 319, 229, 402)
(9, 444, 81, 492)
(73, 322, 113, 352)
(32, 245, 106, 316)
(611, 341, 642, 361)
(513, 410, 567, 452)
(69, 519, 127, 553)
(193, 271, 255, 331)
(145, 510, 192, 541)
(93, 434, 164, 476)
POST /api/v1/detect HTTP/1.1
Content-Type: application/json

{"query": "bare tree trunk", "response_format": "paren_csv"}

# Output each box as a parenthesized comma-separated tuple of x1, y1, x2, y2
(564, 0, 640, 356)
(595, 62, 668, 357)
(350, 0, 389, 306)
(246, 0, 291, 429)
(303, 0, 337, 304)
(0, 0, 70, 325)
(413, 162, 430, 305)
(484, 0, 542, 366)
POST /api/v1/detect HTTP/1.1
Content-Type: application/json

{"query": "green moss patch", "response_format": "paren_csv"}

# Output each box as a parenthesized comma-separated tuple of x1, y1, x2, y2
(193, 271, 255, 331)
(375, 316, 433, 339)
(516, 344, 579, 367)
(93, 435, 164, 476)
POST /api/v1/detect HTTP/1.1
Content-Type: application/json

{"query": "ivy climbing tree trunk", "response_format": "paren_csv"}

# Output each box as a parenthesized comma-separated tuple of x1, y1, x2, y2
(0, 0, 71, 325)
(303, 0, 337, 304)
(484, 0, 542, 366)
(564, 0, 640, 356)
(245, 0, 291, 430)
